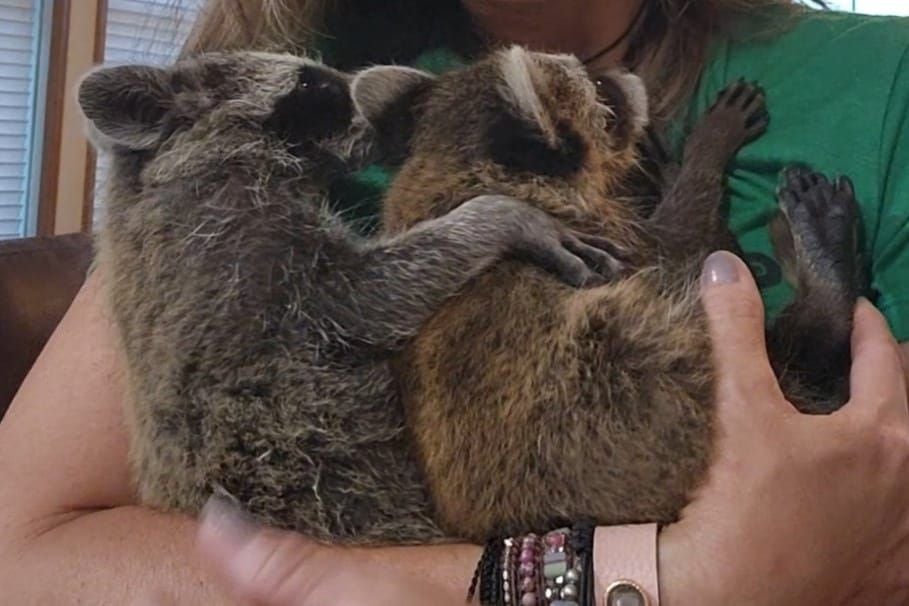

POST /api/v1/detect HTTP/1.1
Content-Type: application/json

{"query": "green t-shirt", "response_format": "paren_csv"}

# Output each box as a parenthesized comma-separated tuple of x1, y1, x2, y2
(672, 9, 909, 342)
(332, 9, 909, 342)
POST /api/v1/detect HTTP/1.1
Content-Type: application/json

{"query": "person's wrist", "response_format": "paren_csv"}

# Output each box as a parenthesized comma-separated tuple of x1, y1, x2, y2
(594, 524, 660, 605)
(352, 542, 482, 605)
(657, 524, 723, 606)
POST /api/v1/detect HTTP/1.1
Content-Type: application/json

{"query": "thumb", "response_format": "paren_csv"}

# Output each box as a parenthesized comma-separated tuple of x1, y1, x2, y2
(196, 497, 328, 606)
(699, 251, 785, 408)
(196, 498, 458, 606)
(846, 298, 907, 419)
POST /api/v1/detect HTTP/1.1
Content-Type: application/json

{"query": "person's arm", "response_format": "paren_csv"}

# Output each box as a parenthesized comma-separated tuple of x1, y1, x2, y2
(4, 257, 907, 606)
(0, 269, 235, 604)
(900, 343, 909, 384)
(0, 268, 512, 605)
(194, 252, 909, 606)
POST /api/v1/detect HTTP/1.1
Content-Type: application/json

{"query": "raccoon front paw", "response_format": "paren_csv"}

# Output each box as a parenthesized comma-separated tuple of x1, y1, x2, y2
(773, 166, 860, 293)
(518, 228, 626, 289)
(518, 218, 626, 288)
(564, 232, 627, 284)
(466, 195, 626, 288)
(687, 79, 769, 166)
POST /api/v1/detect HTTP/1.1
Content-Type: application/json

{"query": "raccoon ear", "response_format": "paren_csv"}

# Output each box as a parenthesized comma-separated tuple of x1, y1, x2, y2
(351, 65, 434, 125)
(351, 65, 435, 162)
(78, 64, 173, 150)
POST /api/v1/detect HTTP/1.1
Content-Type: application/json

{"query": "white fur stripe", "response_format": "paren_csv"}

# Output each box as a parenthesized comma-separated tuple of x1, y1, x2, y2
(540, 52, 583, 69)
(497, 46, 550, 137)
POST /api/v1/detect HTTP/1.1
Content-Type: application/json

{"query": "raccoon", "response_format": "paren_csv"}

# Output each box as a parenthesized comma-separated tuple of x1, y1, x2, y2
(350, 46, 862, 541)
(79, 51, 617, 544)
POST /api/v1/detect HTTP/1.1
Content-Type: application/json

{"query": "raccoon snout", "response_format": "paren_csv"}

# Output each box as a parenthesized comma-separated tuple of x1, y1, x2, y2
(266, 76, 355, 146)
(312, 77, 347, 96)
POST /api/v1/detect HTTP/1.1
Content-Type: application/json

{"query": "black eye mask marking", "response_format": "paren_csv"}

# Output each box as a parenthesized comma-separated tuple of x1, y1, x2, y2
(487, 108, 587, 178)
(265, 65, 354, 152)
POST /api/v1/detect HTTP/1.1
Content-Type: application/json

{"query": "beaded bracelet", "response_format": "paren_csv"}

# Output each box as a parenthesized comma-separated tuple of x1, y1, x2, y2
(517, 533, 542, 605)
(570, 522, 596, 606)
(468, 523, 595, 606)
(476, 537, 505, 605)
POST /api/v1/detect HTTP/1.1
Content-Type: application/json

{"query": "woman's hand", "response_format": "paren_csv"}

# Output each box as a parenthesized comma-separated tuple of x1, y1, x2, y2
(659, 251, 909, 606)
(191, 498, 473, 606)
(192, 250, 909, 606)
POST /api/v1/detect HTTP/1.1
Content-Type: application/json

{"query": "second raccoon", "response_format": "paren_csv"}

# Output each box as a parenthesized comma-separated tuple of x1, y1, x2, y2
(351, 46, 862, 541)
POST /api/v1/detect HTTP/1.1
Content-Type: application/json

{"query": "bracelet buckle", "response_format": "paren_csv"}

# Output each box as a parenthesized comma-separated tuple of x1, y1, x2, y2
(605, 579, 650, 606)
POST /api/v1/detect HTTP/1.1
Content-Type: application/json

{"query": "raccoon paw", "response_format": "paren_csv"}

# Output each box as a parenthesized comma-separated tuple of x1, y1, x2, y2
(772, 166, 860, 293)
(688, 79, 769, 165)
(564, 232, 627, 283)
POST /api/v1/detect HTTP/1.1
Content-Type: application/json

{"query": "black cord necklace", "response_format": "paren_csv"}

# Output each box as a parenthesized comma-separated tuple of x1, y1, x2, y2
(581, 0, 650, 66)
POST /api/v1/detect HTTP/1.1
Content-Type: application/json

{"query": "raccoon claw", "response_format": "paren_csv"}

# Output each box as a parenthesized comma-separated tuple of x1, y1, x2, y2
(574, 233, 629, 262)
(532, 243, 605, 289)
(563, 233, 625, 282)
(484, 194, 625, 288)
(691, 80, 768, 166)
(526, 231, 623, 288)
(775, 166, 860, 289)
(836, 175, 855, 197)
(712, 79, 763, 112)
(744, 109, 770, 135)
(783, 164, 826, 194)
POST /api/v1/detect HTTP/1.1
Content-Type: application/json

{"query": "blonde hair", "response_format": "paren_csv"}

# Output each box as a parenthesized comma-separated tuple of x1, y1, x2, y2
(181, 0, 327, 55)
(182, 0, 821, 127)
(628, 0, 818, 127)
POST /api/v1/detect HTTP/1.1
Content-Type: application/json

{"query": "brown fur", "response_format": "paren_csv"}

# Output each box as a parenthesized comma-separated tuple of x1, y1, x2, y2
(353, 48, 858, 541)
(82, 46, 859, 547)
(83, 50, 623, 544)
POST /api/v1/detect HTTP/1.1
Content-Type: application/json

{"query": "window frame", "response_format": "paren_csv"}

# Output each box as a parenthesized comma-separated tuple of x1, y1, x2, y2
(87, 0, 198, 229)
(34, 0, 70, 236)
(0, 0, 55, 240)
(33, 0, 106, 236)
(24, 0, 53, 237)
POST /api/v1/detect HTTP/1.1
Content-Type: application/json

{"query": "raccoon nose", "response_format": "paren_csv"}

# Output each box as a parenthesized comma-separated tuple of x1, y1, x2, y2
(298, 66, 349, 98)
(316, 79, 340, 92)
(313, 78, 349, 105)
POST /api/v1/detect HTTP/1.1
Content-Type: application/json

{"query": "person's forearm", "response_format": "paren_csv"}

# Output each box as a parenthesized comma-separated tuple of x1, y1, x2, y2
(354, 541, 482, 602)
(355, 536, 708, 606)
(899, 342, 908, 386)
(0, 505, 234, 605)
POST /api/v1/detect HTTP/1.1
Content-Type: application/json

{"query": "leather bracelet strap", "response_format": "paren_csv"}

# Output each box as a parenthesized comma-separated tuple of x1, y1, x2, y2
(593, 524, 660, 606)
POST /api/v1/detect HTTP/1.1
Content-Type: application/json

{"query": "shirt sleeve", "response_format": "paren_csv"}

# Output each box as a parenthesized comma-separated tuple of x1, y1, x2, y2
(873, 42, 909, 343)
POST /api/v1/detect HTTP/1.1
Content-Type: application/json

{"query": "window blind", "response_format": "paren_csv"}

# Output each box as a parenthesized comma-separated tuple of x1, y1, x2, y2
(0, 0, 45, 240)
(92, 0, 198, 227)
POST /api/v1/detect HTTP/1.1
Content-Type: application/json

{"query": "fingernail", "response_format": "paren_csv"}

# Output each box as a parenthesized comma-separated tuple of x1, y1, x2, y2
(701, 251, 740, 287)
(199, 495, 258, 550)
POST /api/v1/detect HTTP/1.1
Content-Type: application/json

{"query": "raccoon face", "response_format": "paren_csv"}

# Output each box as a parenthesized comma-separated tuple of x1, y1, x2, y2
(350, 45, 649, 181)
(78, 51, 355, 156)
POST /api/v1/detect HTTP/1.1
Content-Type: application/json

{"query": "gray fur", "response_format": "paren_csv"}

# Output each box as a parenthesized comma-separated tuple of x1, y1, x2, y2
(84, 51, 614, 544)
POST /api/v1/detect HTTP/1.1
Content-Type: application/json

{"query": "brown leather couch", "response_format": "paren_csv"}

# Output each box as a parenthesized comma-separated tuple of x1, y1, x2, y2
(0, 233, 93, 420)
